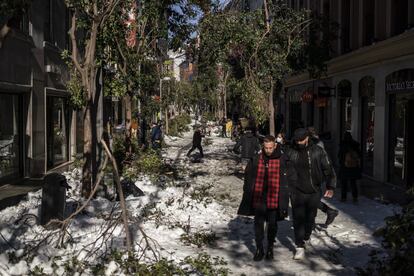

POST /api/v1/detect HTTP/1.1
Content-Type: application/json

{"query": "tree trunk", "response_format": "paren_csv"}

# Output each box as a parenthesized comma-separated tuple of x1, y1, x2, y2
(81, 20, 99, 198)
(82, 103, 93, 197)
(269, 80, 275, 136)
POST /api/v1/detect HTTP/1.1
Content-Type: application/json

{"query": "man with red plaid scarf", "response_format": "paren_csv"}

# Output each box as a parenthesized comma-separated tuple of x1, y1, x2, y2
(237, 135, 290, 261)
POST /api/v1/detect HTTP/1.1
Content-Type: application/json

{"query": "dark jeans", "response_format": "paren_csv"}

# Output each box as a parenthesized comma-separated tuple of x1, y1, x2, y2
(221, 126, 227, 137)
(187, 144, 204, 157)
(318, 201, 335, 213)
(291, 191, 320, 247)
(254, 208, 278, 249)
(341, 178, 358, 200)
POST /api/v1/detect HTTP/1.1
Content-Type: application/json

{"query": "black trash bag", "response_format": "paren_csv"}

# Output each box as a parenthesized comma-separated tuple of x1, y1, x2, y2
(116, 179, 144, 200)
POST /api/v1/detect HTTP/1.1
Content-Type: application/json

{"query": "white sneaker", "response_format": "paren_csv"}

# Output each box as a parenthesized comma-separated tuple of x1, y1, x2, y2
(305, 236, 318, 248)
(293, 247, 305, 260)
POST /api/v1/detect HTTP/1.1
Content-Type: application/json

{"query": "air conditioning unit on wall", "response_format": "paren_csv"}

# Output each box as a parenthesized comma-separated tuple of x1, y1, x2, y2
(45, 65, 61, 74)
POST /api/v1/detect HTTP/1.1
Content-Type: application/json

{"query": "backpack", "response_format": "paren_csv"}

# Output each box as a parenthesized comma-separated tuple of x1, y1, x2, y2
(344, 149, 360, 168)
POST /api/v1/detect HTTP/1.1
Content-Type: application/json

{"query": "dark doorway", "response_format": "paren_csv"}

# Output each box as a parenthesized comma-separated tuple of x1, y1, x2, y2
(289, 102, 302, 137)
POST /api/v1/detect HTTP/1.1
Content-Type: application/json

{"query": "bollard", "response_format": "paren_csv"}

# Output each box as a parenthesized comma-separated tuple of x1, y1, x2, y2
(40, 173, 70, 226)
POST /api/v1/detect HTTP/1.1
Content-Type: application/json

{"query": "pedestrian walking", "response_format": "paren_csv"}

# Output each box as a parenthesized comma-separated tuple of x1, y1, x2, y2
(233, 127, 261, 169)
(220, 117, 227, 138)
(237, 135, 290, 262)
(187, 127, 204, 158)
(150, 122, 162, 150)
(226, 119, 233, 138)
(288, 128, 336, 260)
(308, 127, 339, 227)
(338, 131, 361, 203)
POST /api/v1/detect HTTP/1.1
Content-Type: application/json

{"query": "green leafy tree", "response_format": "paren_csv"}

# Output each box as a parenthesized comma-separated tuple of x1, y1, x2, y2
(64, 0, 122, 197)
(196, 0, 335, 134)
(101, 0, 213, 135)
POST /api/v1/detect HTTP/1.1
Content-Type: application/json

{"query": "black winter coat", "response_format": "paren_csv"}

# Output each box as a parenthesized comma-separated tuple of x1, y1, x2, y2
(237, 148, 290, 220)
(287, 143, 337, 191)
(233, 132, 260, 159)
(193, 130, 203, 146)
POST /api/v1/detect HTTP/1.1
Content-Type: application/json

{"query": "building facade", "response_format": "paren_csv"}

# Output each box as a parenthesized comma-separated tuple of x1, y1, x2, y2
(0, 0, 86, 185)
(283, 0, 414, 201)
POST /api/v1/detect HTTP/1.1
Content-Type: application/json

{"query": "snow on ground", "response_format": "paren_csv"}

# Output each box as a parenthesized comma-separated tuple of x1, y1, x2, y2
(0, 122, 400, 275)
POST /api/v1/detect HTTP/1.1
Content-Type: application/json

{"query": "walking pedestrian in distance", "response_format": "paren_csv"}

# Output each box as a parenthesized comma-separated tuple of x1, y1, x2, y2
(288, 128, 336, 260)
(187, 126, 204, 158)
(150, 122, 162, 150)
(338, 131, 361, 203)
(308, 127, 339, 228)
(220, 117, 227, 138)
(237, 135, 290, 262)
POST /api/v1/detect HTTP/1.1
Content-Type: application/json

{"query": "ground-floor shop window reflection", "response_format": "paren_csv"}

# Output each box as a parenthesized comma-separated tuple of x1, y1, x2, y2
(0, 94, 21, 181)
(359, 76, 375, 176)
(389, 95, 414, 187)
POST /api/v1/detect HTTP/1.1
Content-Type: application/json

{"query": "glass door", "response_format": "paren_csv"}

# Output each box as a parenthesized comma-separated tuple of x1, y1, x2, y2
(47, 96, 70, 169)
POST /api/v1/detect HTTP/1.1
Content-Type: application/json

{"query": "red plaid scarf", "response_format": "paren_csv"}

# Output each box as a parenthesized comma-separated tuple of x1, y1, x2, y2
(253, 154, 281, 209)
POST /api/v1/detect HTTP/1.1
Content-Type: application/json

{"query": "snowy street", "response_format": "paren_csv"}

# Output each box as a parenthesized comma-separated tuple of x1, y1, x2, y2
(0, 127, 399, 275)
(162, 129, 399, 275)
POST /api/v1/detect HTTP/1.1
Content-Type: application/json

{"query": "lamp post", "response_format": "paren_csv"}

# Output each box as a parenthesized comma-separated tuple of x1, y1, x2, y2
(160, 76, 171, 133)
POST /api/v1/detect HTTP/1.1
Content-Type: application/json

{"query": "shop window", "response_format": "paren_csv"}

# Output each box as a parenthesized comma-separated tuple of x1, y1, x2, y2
(392, 0, 408, 36)
(387, 69, 414, 188)
(341, 0, 351, 53)
(359, 76, 375, 176)
(0, 94, 22, 182)
(47, 96, 70, 169)
(363, 0, 375, 46)
(8, 12, 29, 34)
(44, 0, 54, 43)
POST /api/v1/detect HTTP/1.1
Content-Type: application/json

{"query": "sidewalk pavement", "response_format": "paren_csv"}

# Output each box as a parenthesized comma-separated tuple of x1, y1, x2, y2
(0, 178, 43, 210)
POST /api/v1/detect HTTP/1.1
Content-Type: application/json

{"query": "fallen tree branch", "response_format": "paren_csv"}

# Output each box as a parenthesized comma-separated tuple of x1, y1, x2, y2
(101, 139, 132, 252)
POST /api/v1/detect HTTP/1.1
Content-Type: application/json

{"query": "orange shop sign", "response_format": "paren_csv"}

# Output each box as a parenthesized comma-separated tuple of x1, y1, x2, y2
(301, 90, 314, 102)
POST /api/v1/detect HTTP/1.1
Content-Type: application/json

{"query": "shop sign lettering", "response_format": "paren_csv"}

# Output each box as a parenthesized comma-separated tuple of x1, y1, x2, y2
(386, 81, 414, 92)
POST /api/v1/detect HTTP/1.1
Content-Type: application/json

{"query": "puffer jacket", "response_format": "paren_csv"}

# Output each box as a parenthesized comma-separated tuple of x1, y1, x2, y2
(286, 142, 337, 191)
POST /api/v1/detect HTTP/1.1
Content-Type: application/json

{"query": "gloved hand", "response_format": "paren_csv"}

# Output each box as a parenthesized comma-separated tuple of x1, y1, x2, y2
(278, 208, 288, 220)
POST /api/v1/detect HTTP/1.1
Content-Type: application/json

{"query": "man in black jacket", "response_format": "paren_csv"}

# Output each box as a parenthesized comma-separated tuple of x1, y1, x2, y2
(308, 127, 339, 227)
(237, 136, 290, 262)
(288, 128, 336, 260)
(233, 127, 261, 166)
(187, 127, 204, 158)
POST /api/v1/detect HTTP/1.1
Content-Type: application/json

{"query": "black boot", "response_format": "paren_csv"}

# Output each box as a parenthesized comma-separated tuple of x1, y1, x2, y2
(324, 209, 339, 227)
(265, 246, 274, 260)
(253, 247, 265, 262)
